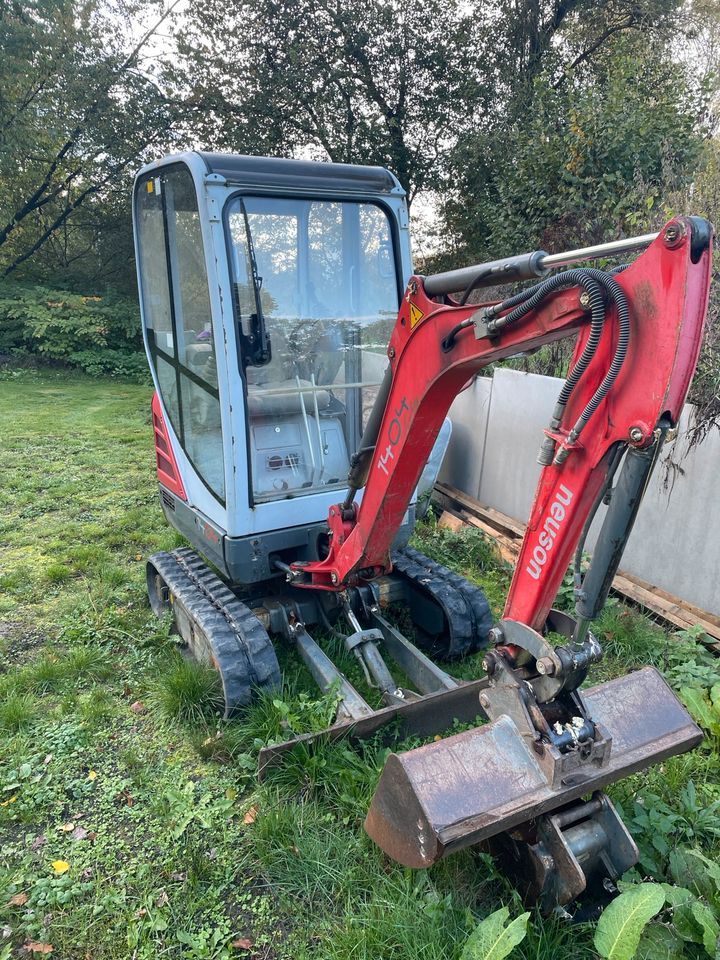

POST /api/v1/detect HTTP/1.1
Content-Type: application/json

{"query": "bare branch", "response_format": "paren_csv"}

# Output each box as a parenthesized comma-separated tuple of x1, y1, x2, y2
(553, 14, 638, 86)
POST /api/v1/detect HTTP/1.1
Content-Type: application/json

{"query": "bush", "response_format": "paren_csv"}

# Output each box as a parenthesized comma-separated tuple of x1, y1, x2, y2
(445, 37, 706, 264)
(0, 281, 146, 380)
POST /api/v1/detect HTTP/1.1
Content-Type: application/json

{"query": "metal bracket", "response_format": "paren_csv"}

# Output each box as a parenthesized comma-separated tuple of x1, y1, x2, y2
(492, 791, 638, 913)
(345, 627, 385, 652)
(481, 613, 610, 789)
(203, 174, 227, 223)
(494, 611, 603, 702)
(472, 306, 496, 340)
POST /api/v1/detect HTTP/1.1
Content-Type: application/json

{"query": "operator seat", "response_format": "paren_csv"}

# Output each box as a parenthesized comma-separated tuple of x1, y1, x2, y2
(245, 322, 331, 418)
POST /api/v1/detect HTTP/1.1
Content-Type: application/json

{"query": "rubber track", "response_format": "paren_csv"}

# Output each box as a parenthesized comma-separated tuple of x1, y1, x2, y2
(149, 549, 280, 716)
(391, 546, 493, 658)
(401, 546, 493, 649)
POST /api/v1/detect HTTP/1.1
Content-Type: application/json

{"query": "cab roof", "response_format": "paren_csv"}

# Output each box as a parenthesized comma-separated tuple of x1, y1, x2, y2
(197, 151, 402, 196)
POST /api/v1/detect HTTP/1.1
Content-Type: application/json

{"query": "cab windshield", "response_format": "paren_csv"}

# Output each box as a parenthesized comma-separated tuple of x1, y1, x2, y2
(226, 195, 400, 503)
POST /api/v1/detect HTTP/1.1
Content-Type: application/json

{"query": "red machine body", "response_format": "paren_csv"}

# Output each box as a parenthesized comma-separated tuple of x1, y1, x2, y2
(151, 392, 187, 502)
(296, 218, 711, 635)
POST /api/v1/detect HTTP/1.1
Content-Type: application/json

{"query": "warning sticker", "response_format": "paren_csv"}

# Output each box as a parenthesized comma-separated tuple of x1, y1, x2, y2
(409, 302, 425, 329)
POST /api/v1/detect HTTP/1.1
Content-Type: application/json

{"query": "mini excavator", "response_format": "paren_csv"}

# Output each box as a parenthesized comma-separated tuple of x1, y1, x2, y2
(132, 152, 712, 912)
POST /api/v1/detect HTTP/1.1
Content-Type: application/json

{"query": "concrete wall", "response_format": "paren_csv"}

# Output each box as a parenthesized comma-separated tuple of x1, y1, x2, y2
(437, 376, 493, 499)
(440, 367, 720, 617)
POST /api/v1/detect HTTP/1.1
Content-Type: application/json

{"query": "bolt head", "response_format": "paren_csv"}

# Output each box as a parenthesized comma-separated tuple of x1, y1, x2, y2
(330, 572, 338, 584)
(536, 656, 555, 676)
(663, 222, 685, 247)
(629, 426, 644, 443)
(579, 291, 591, 308)
(479, 694, 490, 710)
(488, 626, 504, 645)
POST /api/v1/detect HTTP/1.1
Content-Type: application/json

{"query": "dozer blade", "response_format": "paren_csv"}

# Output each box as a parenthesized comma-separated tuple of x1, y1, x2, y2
(258, 677, 490, 778)
(365, 667, 701, 868)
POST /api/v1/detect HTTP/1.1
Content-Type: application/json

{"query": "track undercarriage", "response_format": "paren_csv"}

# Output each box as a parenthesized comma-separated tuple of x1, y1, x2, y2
(145, 547, 701, 914)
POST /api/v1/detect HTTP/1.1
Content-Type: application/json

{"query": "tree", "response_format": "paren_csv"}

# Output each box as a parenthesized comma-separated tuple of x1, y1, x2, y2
(0, 0, 182, 288)
(439, 28, 709, 266)
(486, 0, 686, 97)
(177, 0, 490, 204)
(177, 0, 697, 210)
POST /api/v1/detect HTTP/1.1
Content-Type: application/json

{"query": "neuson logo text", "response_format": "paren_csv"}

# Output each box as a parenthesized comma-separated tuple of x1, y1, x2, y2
(526, 484, 574, 580)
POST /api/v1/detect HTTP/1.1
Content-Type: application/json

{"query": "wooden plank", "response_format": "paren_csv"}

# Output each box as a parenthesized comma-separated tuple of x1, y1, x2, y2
(624, 574, 720, 632)
(434, 482, 525, 539)
(611, 574, 696, 630)
(432, 485, 720, 646)
(613, 573, 720, 643)
(437, 510, 465, 533)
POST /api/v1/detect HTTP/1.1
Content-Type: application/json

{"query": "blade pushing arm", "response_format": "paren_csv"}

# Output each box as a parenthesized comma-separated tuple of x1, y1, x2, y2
(294, 218, 712, 638)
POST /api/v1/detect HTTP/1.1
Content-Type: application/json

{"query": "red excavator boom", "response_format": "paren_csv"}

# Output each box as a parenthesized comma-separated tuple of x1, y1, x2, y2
(286, 217, 712, 908)
(294, 218, 711, 640)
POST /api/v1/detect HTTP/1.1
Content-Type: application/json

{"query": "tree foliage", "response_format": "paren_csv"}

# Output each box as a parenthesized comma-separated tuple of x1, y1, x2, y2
(177, 0, 699, 206)
(0, 281, 145, 378)
(0, 0, 181, 290)
(443, 34, 708, 264)
(177, 0, 490, 203)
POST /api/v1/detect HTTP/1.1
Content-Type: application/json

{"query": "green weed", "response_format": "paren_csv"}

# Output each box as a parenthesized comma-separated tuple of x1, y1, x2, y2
(16, 645, 113, 694)
(0, 691, 36, 732)
(76, 688, 116, 725)
(311, 871, 471, 960)
(44, 562, 73, 584)
(150, 654, 225, 723)
(595, 599, 668, 667)
(65, 644, 116, 682)
(23, 652, 68, 692)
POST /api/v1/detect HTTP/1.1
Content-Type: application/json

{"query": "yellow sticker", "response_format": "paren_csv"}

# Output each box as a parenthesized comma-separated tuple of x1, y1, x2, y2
(409, 302, 424, 329)
(146, 179, 154, 193)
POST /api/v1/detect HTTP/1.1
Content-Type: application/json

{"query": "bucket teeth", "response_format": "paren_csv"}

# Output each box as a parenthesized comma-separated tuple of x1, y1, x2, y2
(365, 666, 701, 869)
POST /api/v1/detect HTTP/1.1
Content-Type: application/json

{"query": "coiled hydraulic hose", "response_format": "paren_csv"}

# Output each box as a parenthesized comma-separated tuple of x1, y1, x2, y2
(564, 269, 630, 451)
(483, 267, 630, 461)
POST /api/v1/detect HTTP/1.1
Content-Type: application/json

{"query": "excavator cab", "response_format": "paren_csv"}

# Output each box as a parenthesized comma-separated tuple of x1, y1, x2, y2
(133, 153, 420, 583)
(134, 151, 711, 914)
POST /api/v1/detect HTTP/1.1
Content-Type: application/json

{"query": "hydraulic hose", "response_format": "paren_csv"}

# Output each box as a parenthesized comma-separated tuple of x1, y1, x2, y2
(485, 267, 630, 458)
(564, 269, 629, 450)
(485, 270, 606, 459)
(457, 267, 494, 306)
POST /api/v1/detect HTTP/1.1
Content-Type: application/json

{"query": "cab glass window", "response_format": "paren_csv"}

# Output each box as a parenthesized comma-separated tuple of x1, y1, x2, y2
(226, 195, 399, 503)
(136, 165, 225, 501)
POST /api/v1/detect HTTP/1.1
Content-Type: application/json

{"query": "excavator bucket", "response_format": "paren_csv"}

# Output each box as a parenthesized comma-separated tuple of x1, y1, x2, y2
(366, 667, 700, 886)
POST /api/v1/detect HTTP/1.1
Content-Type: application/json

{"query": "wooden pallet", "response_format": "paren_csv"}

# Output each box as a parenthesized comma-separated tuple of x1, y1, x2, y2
(433, 481, 720, 652)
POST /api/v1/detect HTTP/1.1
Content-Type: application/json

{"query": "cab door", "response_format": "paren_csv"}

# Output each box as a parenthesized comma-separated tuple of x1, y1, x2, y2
(135, 163, 228, 519)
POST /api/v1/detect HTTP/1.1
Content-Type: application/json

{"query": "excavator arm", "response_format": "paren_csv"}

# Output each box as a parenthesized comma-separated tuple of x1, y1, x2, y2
(295, 218, 712, 645)
(291, 218, 714, 906)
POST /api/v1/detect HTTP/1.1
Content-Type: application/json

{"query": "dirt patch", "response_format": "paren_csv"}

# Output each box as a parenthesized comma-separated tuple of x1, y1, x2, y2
(0, 623, 48, 665)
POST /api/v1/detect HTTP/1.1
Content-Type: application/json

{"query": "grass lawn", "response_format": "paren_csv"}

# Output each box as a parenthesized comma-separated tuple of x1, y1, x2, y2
(1, 368, 719, 960)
